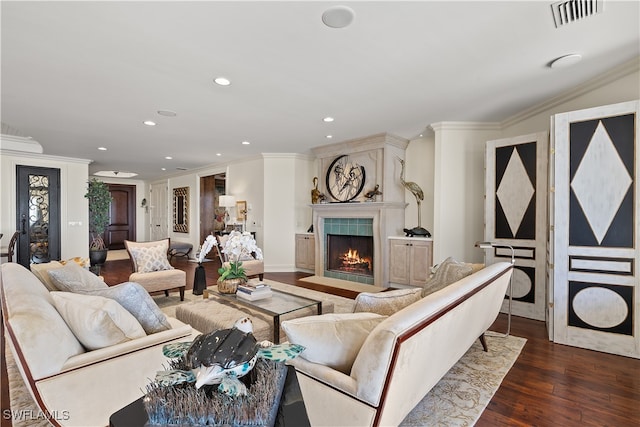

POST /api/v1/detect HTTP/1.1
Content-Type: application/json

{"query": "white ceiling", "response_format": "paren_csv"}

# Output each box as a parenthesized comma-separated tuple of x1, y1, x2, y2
(2, 1, 639, 181)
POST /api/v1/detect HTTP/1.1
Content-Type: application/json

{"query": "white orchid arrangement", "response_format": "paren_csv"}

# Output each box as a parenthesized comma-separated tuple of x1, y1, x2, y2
(197, 234, 218, 264)
(218, 231, 263, 281)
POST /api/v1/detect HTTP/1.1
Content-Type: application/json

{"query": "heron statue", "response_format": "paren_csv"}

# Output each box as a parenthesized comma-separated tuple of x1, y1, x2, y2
(397, 157, 431, 237)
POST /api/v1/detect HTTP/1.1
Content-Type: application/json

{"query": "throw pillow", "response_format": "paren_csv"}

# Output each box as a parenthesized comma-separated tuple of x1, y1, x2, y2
(353, 288, 422, 316)
(130, 245, 173, 273)
(50, 292, 146, 350)
(422, 256, 473, 297)
(48, 262, 108, 292)
(30, 261, 65, 291)
(85, 281, 171, 334)
(282, 312, 387, 374)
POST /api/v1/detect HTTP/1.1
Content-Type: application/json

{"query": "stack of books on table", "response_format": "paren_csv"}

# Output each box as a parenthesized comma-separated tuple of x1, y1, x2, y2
(236, 282, 272, 301)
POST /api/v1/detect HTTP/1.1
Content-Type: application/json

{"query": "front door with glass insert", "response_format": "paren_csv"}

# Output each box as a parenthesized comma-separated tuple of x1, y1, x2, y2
(16, 166, 61, 267)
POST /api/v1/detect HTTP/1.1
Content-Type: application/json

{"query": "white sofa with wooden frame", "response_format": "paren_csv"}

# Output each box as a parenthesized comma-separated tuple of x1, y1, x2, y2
(0, 262, 198, 427)
(284, 262, 513, 427)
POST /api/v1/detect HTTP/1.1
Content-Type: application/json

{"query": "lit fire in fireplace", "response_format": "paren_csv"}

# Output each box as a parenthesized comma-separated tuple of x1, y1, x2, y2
(339, 248, 372, 273)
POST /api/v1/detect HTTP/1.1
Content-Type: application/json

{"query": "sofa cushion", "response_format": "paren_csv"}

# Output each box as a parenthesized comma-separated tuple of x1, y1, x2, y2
(129, 244, 173, 273)
(85, 281, 171, 334)
(51, 292, 147, 350)
(422, 257, 473, 297)
(282, 312, 386, 374)
(353, 288, 422, 316)
(30, 261, 66, 291)
(47, 262, 108, 292)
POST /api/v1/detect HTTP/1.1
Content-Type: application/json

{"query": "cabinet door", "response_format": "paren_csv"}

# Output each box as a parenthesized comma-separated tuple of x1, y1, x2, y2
(409, 241, 432, 285)
(305, 235, 315, 269)
(295, 235, 308, 269)
(389, 239, 411, 284)
(295, 234, 315, 270)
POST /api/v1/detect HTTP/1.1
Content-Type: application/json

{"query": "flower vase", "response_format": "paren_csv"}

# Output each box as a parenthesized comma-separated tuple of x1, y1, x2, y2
(192, 264, 207, 295)
(217, 277, 243, 294)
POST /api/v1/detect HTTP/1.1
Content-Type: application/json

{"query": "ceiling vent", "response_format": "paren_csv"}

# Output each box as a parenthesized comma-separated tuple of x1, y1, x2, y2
(551, 0, 604, 27)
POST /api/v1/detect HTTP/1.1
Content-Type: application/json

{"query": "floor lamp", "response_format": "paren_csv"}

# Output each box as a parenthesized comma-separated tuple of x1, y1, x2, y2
(475, 241, 515, 337)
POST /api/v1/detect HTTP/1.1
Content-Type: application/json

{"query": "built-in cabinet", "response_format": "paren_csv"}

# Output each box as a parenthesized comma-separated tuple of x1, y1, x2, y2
(295, 233, 315, 270)
(388, 237, 433, 286)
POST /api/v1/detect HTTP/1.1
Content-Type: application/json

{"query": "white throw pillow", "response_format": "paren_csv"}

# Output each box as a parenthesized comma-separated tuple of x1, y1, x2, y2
(282, 312, 387, 374)
(51, 292, 146, 350)
(353, 288, 422, 316)
(130, 244, 173, 273)
(422, 257, 473, 297)
(47, 262, 108, 292)
(85, 281, 171, 334)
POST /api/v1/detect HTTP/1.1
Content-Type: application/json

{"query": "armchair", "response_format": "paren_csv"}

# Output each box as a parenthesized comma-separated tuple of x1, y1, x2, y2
(124, 238, 186, 301)
(216, 234, 264, 280)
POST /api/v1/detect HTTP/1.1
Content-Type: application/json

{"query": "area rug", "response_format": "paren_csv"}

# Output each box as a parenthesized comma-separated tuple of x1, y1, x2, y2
(299, 275, 383, 293)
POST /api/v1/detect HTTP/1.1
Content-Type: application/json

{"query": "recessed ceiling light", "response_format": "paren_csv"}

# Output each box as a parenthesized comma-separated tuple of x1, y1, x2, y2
(326, 135, 333, 139)
(323, 116, 334, 122)
(98, 147, 107, 151)
(157, 110, 177, 117)
(214, 77, 231, 86)
(165, 156, 173, 160)
(161, 167, 166, 171)
(242, 141, 250, 145)
(549, 53, 582, 69)
(322, 5, 355, 29)
(216, 153, 222, 156)
(143, 120, 156, 126)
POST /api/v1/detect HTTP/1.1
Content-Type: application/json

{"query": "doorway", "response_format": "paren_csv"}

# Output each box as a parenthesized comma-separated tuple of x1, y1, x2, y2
(16, 166, 61, 267)
(200, 172, 226, 244)
(106, 184, 136, 249)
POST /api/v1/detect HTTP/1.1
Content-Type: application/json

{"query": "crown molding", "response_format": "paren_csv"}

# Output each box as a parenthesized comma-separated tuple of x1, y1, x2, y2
(429, 122, 501, 132)
(502, 56, 640, 128)
(0, 134, 43, 154)
(0, 148, 92, 164)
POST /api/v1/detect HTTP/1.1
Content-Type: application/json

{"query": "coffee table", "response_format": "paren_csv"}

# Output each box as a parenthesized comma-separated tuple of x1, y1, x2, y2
(213, 288, 322, 344)
(109, 366, 310, 427)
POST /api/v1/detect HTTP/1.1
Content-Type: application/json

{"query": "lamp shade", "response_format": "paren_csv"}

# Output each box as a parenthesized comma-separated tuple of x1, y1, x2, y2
(219, 195, 236, 208)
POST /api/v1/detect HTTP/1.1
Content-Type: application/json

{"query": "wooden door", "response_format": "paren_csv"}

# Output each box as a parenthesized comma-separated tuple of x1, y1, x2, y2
(149, 183, 168, 241)
(551, 100, 639, 358)
(16, 166, 61, 267)
(106, 184, 135, 249)
(485, 132, 548, 321)
(200, 174, 226, 244)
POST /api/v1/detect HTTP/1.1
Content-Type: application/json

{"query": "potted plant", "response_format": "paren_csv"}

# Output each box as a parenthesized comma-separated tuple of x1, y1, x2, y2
(85, 178, 112, 266)
(217, 231, 263, 294)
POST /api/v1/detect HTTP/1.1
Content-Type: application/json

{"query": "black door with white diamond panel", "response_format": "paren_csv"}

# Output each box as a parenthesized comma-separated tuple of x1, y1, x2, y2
(551, 100, 639, 358)
(485, 132, 548, 321)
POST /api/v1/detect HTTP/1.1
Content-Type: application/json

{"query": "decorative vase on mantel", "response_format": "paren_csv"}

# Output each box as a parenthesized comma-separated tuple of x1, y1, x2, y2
(217, 277, 243, 294)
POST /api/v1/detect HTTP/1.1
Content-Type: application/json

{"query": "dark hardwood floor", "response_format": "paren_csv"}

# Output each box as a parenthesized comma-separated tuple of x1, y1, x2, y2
(2, 258, 639, 426)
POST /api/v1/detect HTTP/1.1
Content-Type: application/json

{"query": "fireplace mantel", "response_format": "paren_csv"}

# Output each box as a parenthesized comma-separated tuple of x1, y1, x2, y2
(311, 201, 407, 287)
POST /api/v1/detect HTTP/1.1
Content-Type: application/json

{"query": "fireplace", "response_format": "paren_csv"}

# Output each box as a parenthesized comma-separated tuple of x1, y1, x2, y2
(326, 234, 373, 277)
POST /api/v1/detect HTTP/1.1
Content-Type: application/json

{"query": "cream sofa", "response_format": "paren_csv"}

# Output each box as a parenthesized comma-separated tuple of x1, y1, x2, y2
(285, 261, 513, 427)
(0, 262, 199, 427)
